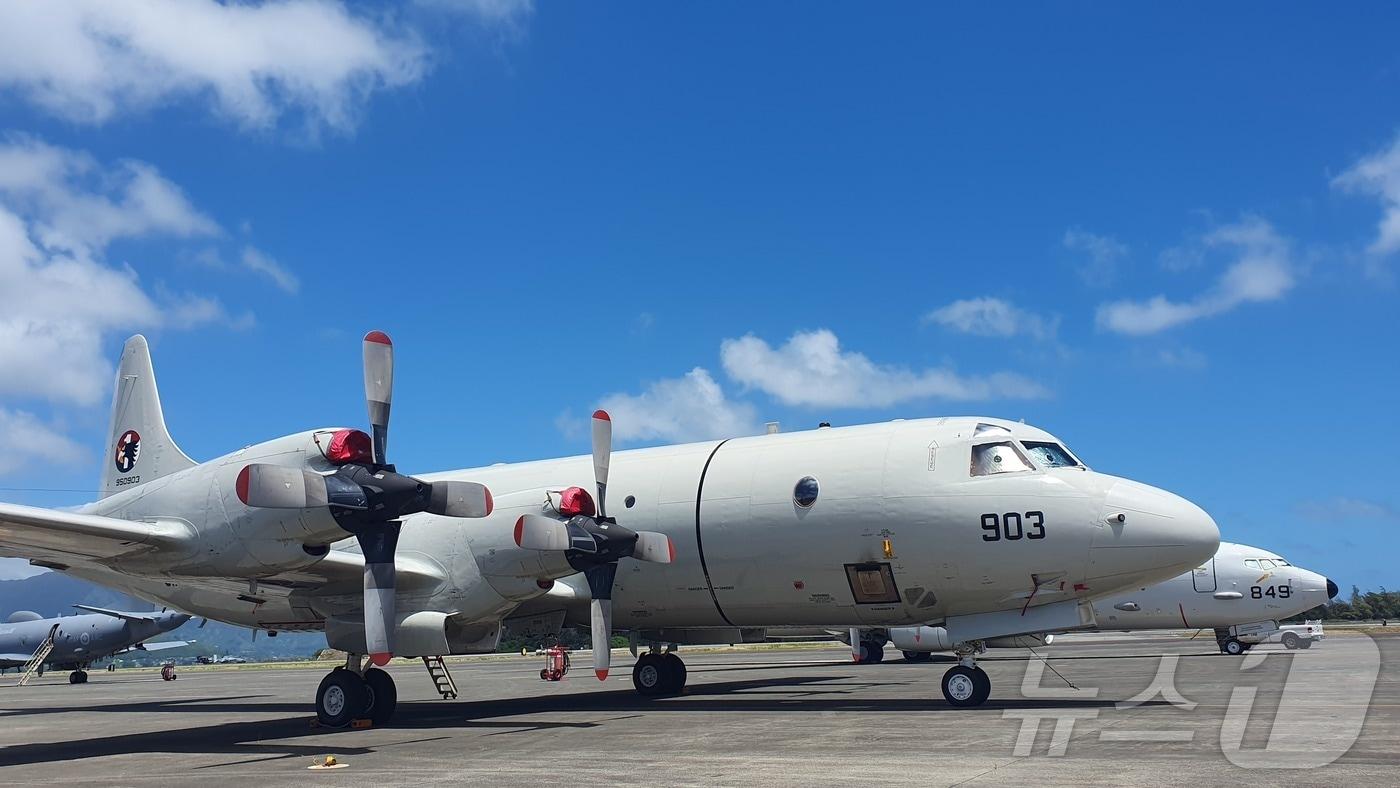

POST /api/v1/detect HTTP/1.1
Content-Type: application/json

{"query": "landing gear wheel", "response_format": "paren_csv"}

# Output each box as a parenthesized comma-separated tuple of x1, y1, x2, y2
(632, 654, 667, 696)
(68, 670, 87, 684)
(1298, 639, 1313, 649)
(316, 667, 367, 728)
(903, 651, 933, 663)
(861, 641, 885, 664)
(1222, 638, 1246, 655)
(362, 667, 397, 726)
(941, 665, 991, 707)
(661, 653, 687, 694)
(1281, 632, 1300, 650)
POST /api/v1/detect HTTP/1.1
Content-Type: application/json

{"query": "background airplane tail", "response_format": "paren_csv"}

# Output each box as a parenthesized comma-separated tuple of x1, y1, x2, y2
(101, 335, 196, 499)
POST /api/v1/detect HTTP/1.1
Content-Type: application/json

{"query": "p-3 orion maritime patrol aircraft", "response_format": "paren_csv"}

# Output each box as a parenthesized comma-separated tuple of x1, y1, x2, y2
(0, 333, 1219, 725)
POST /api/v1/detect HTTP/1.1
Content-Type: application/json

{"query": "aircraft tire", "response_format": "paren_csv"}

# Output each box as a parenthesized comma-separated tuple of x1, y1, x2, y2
(941, 665, 990, 707)
(864, 642, 885, 664)
(632, 654, 666, 696)
(316, 668, 366, 728)
(1222, 638, 1246, 656)
(1281, 633, 1300, 649)
(903, 651, 934, 663)
(661, 653, 687, 695)
(362, 667, 397, 726)
(68, 671, 82, 684)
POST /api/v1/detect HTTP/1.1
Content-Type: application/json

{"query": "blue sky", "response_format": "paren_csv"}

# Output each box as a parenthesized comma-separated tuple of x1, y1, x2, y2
(0, 3, 1397, 590)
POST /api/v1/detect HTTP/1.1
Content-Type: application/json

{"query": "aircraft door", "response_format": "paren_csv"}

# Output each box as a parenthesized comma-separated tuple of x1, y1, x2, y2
(1192, 559, 1216, 592)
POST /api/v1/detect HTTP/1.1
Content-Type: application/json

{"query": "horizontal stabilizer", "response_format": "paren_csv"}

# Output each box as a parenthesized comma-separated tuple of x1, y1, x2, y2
(72, 605, 160, 622)
(134, 640, 191, 652)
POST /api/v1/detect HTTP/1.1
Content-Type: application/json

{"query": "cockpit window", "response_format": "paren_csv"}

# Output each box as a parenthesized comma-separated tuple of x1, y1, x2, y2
(1244, 559, 1261, 569)
(1022, 441, 1081, 469)
(1273, 558, 1290, 566)
(973, 423, 1013, 438)
(970, 442, 1036, 476)
(1258, 559, 1279, 569)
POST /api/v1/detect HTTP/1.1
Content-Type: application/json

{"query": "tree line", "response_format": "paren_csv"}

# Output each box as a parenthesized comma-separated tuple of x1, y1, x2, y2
(1286, 585, 1400, 622)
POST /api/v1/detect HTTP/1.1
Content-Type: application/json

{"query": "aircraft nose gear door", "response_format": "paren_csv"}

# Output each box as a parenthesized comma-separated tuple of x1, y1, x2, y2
(1192, 559, 1217, 592)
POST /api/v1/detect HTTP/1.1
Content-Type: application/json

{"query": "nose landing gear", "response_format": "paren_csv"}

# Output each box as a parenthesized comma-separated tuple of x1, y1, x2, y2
(940, 643, 991, 707)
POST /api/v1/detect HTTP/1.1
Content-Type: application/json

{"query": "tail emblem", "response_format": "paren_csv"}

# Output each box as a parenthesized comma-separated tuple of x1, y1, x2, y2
(114, 430, 142, 473)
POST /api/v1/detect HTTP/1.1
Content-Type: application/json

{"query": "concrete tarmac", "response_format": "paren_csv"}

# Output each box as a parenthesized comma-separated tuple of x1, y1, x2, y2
(0, 634, 1396, 786)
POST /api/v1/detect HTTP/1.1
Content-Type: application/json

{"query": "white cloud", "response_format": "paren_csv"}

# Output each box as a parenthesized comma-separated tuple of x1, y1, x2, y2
(1063, 228, 1128, 287)
(416, 0, 534, 29)
(924, 297, 1057, 342)
(598, 368, 759, 443)
(0, 408, 86, 476)
(1333, 134, 1400, 257)
(241, 246, 299, 293)
(1096, 217, 1295, 335)
(720, 329, 1048, 408)
(0, 137, 219, 252)
(0, 138, 238, 406)
(1295, 497, 1400, 524)
(0, 0, 430, 134)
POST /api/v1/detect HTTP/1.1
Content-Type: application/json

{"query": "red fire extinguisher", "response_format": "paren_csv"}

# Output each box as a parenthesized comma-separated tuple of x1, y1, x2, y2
(540, 645, 570, 681)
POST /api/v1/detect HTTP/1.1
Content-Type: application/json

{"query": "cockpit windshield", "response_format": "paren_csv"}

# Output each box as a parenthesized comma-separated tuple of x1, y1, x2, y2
(1022, 441, 1081, 469)
(970, 442, 1036, 476)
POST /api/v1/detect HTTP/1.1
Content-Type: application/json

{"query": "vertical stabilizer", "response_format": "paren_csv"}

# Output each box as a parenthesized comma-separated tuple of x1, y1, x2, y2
(101, 335, 196, 498)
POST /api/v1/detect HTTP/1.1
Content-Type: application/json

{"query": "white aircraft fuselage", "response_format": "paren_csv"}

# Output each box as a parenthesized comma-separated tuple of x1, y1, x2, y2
(63, 417, 1218, 647)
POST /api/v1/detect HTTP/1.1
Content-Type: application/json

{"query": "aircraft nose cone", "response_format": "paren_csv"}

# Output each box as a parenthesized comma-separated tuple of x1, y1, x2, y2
(1087, 477, 1220, 589)
(1327, 578, 1339, 599)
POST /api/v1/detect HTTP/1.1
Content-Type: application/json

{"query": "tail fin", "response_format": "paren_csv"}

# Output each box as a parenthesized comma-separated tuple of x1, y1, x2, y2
(101, 335, 196, 498)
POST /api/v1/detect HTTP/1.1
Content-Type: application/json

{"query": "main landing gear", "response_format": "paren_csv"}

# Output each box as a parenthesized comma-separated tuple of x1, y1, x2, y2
(940, 643, 991, 708)
(632, 651, 687, 696)
(315, 654, 398, 727)
(67, 669, 89, 684)
(855, 639, 885, 665)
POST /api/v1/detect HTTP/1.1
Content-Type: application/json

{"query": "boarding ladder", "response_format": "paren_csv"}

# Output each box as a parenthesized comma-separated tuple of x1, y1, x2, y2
(422, 656, 458, 699)
(16, 624, 59, 687)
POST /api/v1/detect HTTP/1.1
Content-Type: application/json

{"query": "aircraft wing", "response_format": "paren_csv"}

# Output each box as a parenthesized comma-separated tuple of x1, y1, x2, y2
(119, 640, 192, 653)
(71, 605, 161, 622)
(0, 655, 32, 667)
(0, 502, 192, 563)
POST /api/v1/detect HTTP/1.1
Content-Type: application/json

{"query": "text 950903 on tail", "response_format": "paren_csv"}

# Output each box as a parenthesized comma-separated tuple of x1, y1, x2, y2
(0, 332, 1217, 725)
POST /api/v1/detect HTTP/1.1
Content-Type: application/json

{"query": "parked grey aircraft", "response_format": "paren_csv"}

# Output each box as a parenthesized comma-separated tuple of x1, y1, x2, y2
(804, 540, 1337, 663)
(0, 607, 191, 683)
(0, 333, 1219, 724)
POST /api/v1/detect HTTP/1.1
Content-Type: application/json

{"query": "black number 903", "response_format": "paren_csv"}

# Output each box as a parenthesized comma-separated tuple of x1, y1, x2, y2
(981, 511, 1046, 541)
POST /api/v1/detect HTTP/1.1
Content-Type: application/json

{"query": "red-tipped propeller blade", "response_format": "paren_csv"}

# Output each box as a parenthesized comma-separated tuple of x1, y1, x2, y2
(632, 531, 675, 564)
(514, 514, 573, 551)
(591, 410, 611, 518)
(235, 464, 329, 509)
(591, 597, 612, 680)
(363, 331, 394, 466)
(427, 481, 492, 518)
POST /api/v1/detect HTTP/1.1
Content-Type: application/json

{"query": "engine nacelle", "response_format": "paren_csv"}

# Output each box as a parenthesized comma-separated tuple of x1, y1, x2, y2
(888, 625, 1054, 653)
(326, 611, 502, 657)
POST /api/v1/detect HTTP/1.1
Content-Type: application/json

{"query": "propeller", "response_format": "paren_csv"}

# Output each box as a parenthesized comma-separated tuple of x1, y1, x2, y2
(512, 409, 673, 680)
(236, 331, 493, 667)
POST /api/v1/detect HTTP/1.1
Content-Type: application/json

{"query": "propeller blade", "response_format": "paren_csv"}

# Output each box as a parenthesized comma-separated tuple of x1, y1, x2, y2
(591, 598, 612, 680)
(513, 514, 572, 551)
(591, 409, 611, 518)
(354, 523, 401, 667)
(427, 481, 493, 518)
(632, 531, 675, 564)
(235, 464, 329, 509)
(363, 330, 394, 466)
